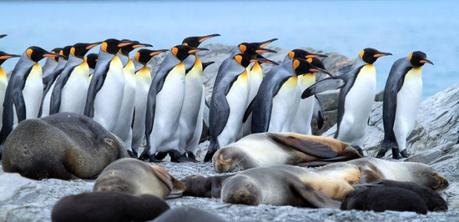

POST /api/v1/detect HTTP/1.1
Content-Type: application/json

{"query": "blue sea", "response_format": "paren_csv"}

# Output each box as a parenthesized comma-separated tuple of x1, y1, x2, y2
(1, 0, 458, 97)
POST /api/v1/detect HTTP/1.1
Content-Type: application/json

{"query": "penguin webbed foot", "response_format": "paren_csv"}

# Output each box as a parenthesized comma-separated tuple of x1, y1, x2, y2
(186, 152, 199, 163)
(154, 152, 168, 161)
(391, 148, 401, 159)
(400, 149, 409, 158)
(138, 152, 161, 163)
(169, 151, 191, 163)
(203, 150, 216, 162)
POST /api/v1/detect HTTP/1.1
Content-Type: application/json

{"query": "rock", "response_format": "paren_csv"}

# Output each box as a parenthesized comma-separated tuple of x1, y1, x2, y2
(0, 45, 458, 222)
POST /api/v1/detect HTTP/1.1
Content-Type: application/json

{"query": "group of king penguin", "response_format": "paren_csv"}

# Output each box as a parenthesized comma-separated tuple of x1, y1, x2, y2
(0, 33, 434, 162)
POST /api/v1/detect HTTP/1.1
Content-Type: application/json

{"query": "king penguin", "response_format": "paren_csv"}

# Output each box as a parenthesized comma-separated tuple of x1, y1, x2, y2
(84, 38, 126, 132)
(112, 40, 152, 153)
(236, 39, 278, 137)
(302, 48, 391, 148)
(250, 53, 330, 134)
(131, 48, 168, 156)
(141, 45, 207, 162)
(40, 46, 71, 117)
(49, 42, 100, 115)
(0, 46, 58, 144)
(377, 51, 433, 159)
(0, 51, 20, 130)
(204, 53, 275, 162)
(172, 33, 220, 162)
(292, 57, 328, 134)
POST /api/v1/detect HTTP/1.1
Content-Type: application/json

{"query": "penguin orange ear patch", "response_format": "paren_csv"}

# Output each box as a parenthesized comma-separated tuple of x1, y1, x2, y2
(239, 44, 247, 53)
(288, 51, 295, 59)
(171, 47, 178, 56)
(101, 42, 108, 52)
(135, 52, 140, 62)
(26, 48, 33, 58)
(293, 59, 300, 70)
(70, 47, 76, 56)
(359, 50, 365, 59)
(234, 55, 243, 64)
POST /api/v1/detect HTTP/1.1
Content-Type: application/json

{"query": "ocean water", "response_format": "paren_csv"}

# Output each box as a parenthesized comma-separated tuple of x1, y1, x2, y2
(1, 0, 458, 97)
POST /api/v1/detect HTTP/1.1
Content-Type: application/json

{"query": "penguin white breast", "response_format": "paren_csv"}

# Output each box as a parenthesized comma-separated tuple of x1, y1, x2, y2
(23, 64, 44, 118)
(393, 67, 423, 146)
(217, 71, 249, 146)
(151, 63, 186, 151)
(0, 68, 7, 128)
(248, 63, 263, 101)
(270, 76, 300, 132)
(60, 63, 91, 114)
(293, 74, 316, 134)
(339, 65, 376, 143)
(132, 68, 152, 148)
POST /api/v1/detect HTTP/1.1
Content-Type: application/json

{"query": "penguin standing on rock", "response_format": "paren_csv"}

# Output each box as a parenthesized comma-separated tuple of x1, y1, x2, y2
(49, 42, 101, 115)
(112, 40, 152, 153)
(204, 53, 276, 162)
(84, 39, 125, 132)
(141, 45, 208, 162)
(40, 46, 71, 117)
(0, 46, 59, 144)
(131, 49, 168, 156)
(174, 34, 220, 161)
(0, 52, 20, 129)
(377, 51, 433, 159)
(302, 48, 391, 148)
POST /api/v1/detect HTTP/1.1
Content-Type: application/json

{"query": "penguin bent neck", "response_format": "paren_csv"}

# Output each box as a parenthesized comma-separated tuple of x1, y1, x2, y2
(250, 62, 263, 78)
(299, 73, 316, 88)
(109, 55, 123, 74)
(124, 59, 135, 74)
(136, 66, 151, 80)
(187, 57, 203, 78)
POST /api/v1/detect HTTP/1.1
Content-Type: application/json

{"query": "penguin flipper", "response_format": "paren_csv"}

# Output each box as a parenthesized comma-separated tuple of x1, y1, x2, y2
(243, 96, 256, 123)
(208, 92, 230, 138)
(12, 91, 26, 122)
(313, 95, 324, 130)
(301, 78, 345, 99)
(0, 88, 15, 144)
(268, 133, 338, 159)
(84, 66, 108, 117)
(50, 66, 75, 115)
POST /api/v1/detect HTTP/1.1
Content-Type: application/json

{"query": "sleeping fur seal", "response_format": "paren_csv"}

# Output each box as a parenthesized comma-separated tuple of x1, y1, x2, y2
(51, 192, 169, 222)
(152, 207, 227, 222)
(212, 133, 362, 173)
(94, 158, 185, 199)
(183, 158, 448, 207)
(2, 112, 127, 180)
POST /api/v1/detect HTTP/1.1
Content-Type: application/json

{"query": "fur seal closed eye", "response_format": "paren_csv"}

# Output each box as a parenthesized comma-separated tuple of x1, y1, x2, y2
(51, 192, 170, 222)
(94, 158, 185, 199)
(2, 113, 127, 180)
(152, 207, 227, 222)
(212, 133, 362, 173)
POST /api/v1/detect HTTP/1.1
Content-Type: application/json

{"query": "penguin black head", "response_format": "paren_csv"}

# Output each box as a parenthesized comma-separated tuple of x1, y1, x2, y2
(100, 39, 121, 55)
(171, 45, 208, 61)
(119, 40, 152, 56)
(409, 51, 433, 67)
(0, 51, 21, 65)
(135, 49, 168, 65)
(233, 53, 255, 68)
(293, 58, 331, 76)
(359, 48, 392, 64)
(85, 53, 98, 69)
(0, 34, 6, 39)
(26, 46, 59, 63)
(50, 48, 63, 62)
(182, 34, 221, 48)
(238, 38, 278, 57)
(71, 42, 101, 59)
(288, 49, 328, 60)
(62, 46, 72, 60)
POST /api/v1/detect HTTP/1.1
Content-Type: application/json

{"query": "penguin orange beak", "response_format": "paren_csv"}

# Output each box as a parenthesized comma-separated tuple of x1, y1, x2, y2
(117, 41, 133, 48)
(149, 49, 168, 57)
(0, 54, 20, 60)
(259, 38, 278, 48)
(311, 66, 334, 77)
(188, 47, 209, 54)
(305, 52, 328, 58)
(254, 54, 279, 65)
(374, 52, 392, 58)
(86, 42, 102, 50)
(133, 43, 153, 48)
(43, 52, 60, 59)
(420, 59, 434, 65)
(198, 33, 221, 43)
(256, 47, 277, 54)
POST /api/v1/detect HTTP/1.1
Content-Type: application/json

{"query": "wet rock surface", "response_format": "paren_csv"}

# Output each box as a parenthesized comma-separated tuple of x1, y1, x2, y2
(0, 45, 458, 221)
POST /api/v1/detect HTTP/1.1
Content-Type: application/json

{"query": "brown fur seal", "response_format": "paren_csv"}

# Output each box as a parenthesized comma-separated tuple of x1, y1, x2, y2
(152, 207, 227, 222)
(2, 113, 127, 180)
(94, 158, 185, 199)
(183, 158, 448, 207)
(341, 180, 447, 212)
(212, 133, 362, 173)
(51, 192, 169, 222)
